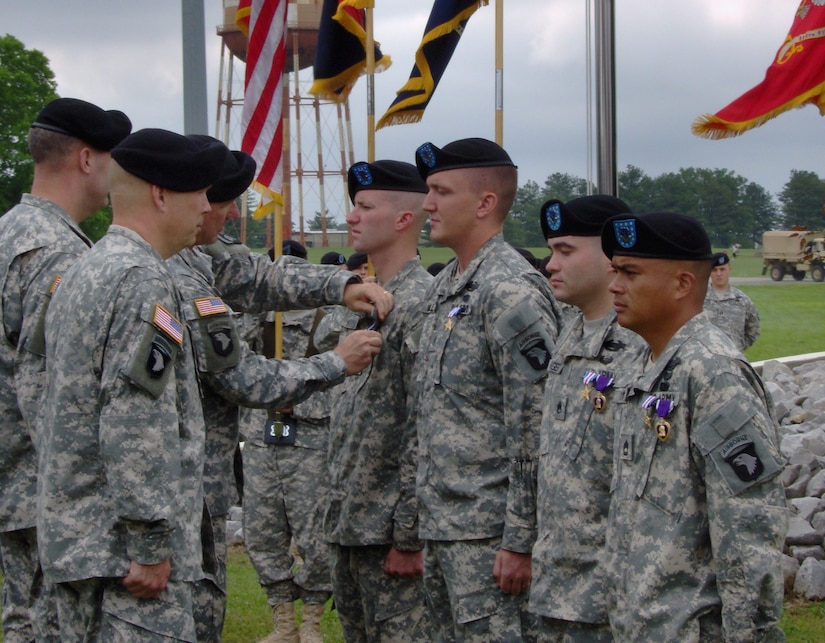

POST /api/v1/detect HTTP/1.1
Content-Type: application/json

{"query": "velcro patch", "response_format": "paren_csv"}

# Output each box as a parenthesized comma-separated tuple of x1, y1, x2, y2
(195, 297, 228, 317)
(153, 304, 183, 345)
(721, 433, 764, 482)
(519, 333, 550, 371)
(147, 337, 172, 379)
(209, 328, 234, 357)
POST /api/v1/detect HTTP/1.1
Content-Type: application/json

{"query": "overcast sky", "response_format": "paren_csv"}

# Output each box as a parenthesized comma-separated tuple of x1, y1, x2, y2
(4, 0, 823, 220)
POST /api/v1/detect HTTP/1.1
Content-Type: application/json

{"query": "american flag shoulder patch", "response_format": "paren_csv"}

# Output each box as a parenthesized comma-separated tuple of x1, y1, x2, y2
(153, 304, 184, 345)
(194, 297, 228, 317)
(49, 275, 62, 294)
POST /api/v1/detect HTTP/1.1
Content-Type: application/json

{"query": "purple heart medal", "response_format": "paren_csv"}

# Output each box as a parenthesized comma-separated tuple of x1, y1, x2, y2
(582, 371, 614, 412)
(642, 395, 676, 442)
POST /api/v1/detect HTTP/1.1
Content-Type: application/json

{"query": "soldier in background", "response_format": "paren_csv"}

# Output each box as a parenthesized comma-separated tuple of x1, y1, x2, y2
(0, 97, 131, 643)
(242, 239, 341, 643)
(167, 145, 380, 642)
(529, 195, 645, 641)
(37, 128, 225, 641)
(412, 138, 562, 642)
(316, 160, 433, 642)
(602, 211, 787, 641)
(704, 251, 761, 351)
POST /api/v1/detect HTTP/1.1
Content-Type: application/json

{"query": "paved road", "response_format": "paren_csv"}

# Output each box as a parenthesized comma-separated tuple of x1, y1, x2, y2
(731, 277, 825, 286)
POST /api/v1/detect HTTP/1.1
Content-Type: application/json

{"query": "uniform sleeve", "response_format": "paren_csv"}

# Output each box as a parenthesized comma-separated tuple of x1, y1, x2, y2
(393, 309, 427, 551)
(98, 275, 183, 564)
(742, 297, 761, 350)
(203, 341, 347, 409)
(691, 371, 787, 642)
(211, 251, 358, 314)
(15, 249, 86, 429)
(490, 282, 559, 553)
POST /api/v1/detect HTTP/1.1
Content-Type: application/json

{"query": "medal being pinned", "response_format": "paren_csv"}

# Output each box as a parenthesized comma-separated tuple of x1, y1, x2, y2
(642, 394, 677, 442)
(445, 305, 465, 331)
(582, 370, 614, 412)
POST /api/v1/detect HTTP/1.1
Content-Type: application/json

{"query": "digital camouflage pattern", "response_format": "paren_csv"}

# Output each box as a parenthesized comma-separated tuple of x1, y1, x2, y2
(415, 236, 562, 549)
(531, 311, 645, 629)
(37, 226, 206, 586)
(414, 235, 562, 640)
(242, 307, 338, 606)
(169, 247, 346, 520)
(0, 194, 92, 642)
(608, 312, 787, 642)
(167, 247, 347, 639)
(205, 247, 358, 315)
(321, 258, 432, 641)
(330, 544, 431, 642)
(0, 195, 92, 530)
(703, 286, 761, 351)
(324, 259, 431, 549)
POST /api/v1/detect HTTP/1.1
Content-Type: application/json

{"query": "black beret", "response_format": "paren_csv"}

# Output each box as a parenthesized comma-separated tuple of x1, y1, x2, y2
(601, 212, 714, 261)
(712, 252, 730, 266)
(111, 129, 226, 192)
(346, 252, 368, 270)
(321, 251, 346, 265)
(348, 160, 428, 203)
(541, 195, 631, 239)
(32, 97, 132, 151)
(282, 239, 308, 260)
(415, 137, 516, 179)
(208, 148, 256, 203)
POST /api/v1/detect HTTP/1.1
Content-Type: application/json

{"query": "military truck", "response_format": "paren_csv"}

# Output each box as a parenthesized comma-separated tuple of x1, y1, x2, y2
(762, 230, 825, 281)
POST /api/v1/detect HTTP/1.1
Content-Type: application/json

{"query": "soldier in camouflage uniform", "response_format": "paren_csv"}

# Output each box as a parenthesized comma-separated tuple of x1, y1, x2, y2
(704, 251, 761, 351)
(314, 160, 433, 642)
(241, 242, 341, 643)
(411, 139, 562, 642)
(529, 195, 645, 642)
(36, 129, 226, 641)
(602, 212, 787, 642)
(167, 146, 381, 643)
(0, 98, 131, 643)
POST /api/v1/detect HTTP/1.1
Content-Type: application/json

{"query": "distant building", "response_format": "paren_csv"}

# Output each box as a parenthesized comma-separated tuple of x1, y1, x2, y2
(298, 230, 350, 248)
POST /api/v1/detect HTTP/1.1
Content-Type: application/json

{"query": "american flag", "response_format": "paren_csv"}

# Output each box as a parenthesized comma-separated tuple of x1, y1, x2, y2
(153, 304, 184, 345)
(195, 297, 228, 317)
(236, 0, 287, 219)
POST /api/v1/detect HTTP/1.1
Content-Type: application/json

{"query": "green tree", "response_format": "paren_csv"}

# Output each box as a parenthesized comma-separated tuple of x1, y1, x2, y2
(0, 34, 58, 213)
(506, 179, 544, 247)
(778, 170, 825, 230)
(741, 182, 778, 246)
(542, 172, 589, 204)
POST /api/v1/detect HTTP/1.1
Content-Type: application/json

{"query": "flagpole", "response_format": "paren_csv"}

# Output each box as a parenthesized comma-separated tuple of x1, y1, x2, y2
(495, 0, 503, 146)
(595, 0, 617, 196)
(365, 1, 376, 162)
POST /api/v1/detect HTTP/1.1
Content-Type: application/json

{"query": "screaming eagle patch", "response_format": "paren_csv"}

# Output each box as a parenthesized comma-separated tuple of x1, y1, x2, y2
(720, 433, 764, 482)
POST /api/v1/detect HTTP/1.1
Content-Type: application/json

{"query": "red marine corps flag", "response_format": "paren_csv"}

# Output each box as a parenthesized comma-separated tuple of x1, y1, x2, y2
(692, 0, 825, 139)
(235, 0, 287, 219)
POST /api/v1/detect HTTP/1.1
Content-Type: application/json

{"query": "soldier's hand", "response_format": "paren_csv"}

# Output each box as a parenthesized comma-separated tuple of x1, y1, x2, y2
(383, 546, 423, 579)
(122, 559, 171, 599)
(493, 549, 531, 595)
(342, 282, 393, 320)
(334, 329, 382, 375)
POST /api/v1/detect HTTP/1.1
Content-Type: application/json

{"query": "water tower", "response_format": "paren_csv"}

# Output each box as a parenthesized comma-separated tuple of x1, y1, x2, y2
(216, 0, 355, 248)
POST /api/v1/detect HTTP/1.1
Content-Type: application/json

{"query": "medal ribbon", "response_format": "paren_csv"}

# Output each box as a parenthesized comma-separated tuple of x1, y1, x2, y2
(642, 395, 676, 418)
